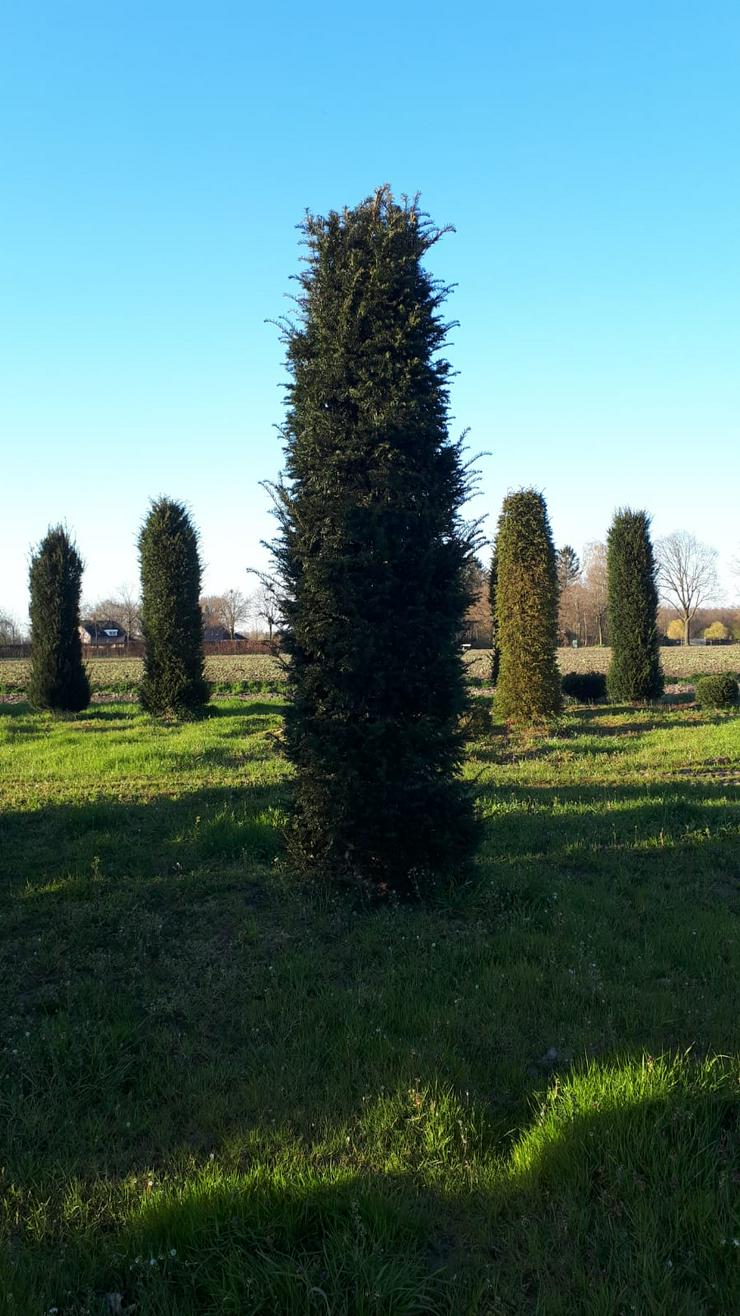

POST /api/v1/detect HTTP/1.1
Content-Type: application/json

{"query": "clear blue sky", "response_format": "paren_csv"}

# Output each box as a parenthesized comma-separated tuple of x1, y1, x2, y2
(2, 1, 739, 622)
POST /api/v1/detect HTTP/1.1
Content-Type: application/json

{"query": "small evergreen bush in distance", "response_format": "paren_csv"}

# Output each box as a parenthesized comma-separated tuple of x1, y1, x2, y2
(561, 671, 608, 703)
(28, 525, 90, 712)
(494, 489, 561, 722)
(607, 509, 664, 702)
(268, 186, 479, 894)
(695, 674, 738, 709)
(138, 498, 208, 715)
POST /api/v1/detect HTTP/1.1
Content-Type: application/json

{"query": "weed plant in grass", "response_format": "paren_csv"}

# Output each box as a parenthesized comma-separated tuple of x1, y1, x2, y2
(0, 698, 738, 1311)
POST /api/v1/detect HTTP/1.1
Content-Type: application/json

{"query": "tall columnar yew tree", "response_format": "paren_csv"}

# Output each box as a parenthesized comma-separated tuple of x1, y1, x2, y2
(138, 498, 208, 715)
(488, 544, 500, 684)
(28, 525, 90, 711)
(269, 186, 478, 893)
(607, 508, 663, 701)
(495, 489, 561, 721)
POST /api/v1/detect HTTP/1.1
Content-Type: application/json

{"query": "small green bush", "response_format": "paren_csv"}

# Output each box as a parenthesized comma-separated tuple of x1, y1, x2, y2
(561, 671, 607, 703)
(695, 674, 738, 708)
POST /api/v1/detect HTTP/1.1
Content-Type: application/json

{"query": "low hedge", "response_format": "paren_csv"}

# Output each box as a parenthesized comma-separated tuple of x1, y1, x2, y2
(561, 671, 608, 703)
(695, 674, 739, 709)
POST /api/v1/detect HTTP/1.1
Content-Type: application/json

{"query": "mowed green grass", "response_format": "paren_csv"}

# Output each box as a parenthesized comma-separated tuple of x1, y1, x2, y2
(0, 698, 738, 1314)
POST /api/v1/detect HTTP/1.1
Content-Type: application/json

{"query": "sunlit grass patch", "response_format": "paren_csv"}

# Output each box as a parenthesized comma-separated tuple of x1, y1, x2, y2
(3, 1058, 736, 1313)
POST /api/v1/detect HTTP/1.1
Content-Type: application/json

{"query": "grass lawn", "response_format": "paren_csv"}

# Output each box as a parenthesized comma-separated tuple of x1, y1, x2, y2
(0, 698, 738, 1314)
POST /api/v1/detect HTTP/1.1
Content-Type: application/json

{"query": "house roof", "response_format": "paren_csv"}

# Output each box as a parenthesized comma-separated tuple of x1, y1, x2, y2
(80, 620, 127, 640)
(203, 625, 247, 642)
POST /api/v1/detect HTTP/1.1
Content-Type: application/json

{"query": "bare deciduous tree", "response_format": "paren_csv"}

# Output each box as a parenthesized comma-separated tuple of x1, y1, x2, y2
(558, 579, 584, 645)
(200, 595, 223, 630)
(656, 531, 719, 645)
(254, 583, 278, 643)
(114, 585, 142, 642)
(581, 541, 609, 646)
(556, 545, 583, 644)
(200, 590, 252, 641)
(731, 548, 740, 592)
(219, 588, 251, 641)
(0, 610, 22, 645)
(84, 587, 141, 645)
(462, 559, 492, 646)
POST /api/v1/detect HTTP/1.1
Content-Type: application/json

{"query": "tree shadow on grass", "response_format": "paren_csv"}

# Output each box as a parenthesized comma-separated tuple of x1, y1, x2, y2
(6, 1060, 736, 1315)
(575, 704, 732, 730)
(0, 782, 288, 890)
(0, 703, 139, 729)
(200, 700, 284, 719)
(473, 778, 740, 890)
(2, 769, 737, 906)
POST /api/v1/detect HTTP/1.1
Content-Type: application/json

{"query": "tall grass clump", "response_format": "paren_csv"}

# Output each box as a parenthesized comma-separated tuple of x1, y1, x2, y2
(268, 186, 478, 894)
(138, 498, 208, 715)
(607, 508, 664, 702)
(28, 525, 90, 712)
(494, 489, 561, 721)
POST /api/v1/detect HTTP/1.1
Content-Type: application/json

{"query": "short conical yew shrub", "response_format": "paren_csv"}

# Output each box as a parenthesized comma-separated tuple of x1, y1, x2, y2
(268, 186, 478, 893)
(28, 525, 90, 712)
(607, 509, 664, 702)
(138, 498, 208, 715)
(494, 490, 561, 721)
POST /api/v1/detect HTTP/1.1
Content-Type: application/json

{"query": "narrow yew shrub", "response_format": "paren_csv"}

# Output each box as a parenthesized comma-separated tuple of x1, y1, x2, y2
(495, 490, 561, 721)
(28, 525, 90, 711)
(269, 186, 478, 893)
(138, 498, 208, 715)
(489, 545, 500, 684)
(607, 509, 664, 702)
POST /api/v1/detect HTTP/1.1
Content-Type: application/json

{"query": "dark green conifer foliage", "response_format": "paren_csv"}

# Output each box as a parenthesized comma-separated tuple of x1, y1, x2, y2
(138, 498, 208, 715)
(495, 490, 561, 721)
(28, 525, 90, 712)
(488, 545, 500, 684)
(606, 508, 664, 701)
(269, 186, 478, 893)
